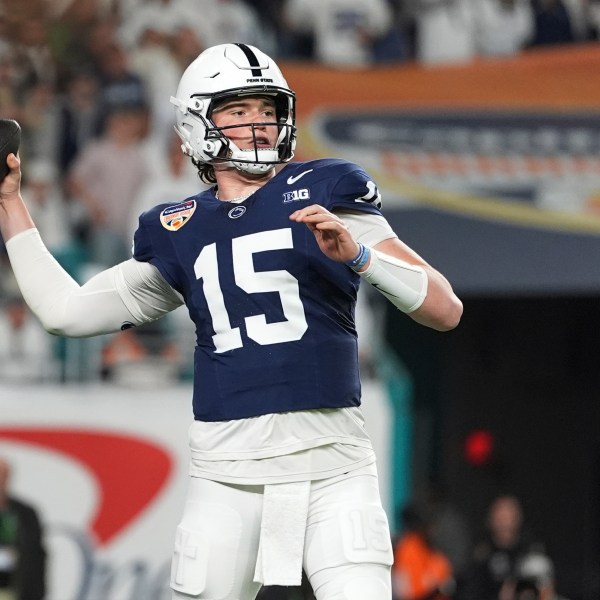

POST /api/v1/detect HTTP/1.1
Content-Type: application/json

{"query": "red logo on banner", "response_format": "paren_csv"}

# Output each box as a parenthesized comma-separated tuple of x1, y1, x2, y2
(0, 428, 173, 545)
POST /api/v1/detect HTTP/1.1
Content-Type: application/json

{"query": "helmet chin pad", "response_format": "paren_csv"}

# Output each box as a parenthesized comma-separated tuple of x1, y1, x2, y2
(231, 149, 279, 174)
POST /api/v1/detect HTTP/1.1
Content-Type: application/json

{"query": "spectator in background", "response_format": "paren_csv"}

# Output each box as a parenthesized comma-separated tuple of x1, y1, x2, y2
(117, 0, 200, 51)
(128, 19, 183, 147)
(195, 0, 267, 50)
(10, 15, 57, 93)
(19, 79, 60, 165)
(0, 290, 60, 384)
(119, 0, 268, 55)
(67, 102, 148, 266)
(587, 0, 600, 39)
(473, 0, 534, 58)
(372, 1, 414, 64)
(0, 457, 46, 600)
(99, 0, 145, 23)
(74, 18, 120, 78)
(95, 41, 148, 133)
(20, 159, 72, 254)
(283, 0, 394, 68)
(170, 24, 205, 71)
(392, 502, 455, 600)
(462, 495, 546, 600)
(528, 0, 576, 47)
(560, 0, 591, 41)
(55, 68, 102, 178)
(0, 50, 21, 120)
(410, 0, 477, 66)
(510, 552, 570, 600)
(246, 0, 293, 58)
(0, 9, 10, 59)
(411, 483, 472, 594)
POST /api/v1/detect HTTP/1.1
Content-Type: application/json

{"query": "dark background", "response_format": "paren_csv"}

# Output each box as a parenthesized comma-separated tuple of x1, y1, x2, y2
(386, 295, 600, 600)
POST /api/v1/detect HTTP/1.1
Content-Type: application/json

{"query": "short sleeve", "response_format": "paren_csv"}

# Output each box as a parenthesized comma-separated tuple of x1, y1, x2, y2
(326, 162, 383, 216)
(132, 213, 153, 262)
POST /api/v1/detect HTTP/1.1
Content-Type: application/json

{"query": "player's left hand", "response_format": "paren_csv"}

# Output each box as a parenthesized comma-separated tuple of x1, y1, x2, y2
(290, 204, 359, 263)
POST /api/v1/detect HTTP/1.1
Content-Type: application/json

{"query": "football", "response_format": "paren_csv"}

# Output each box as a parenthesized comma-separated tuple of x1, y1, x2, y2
(0, 118, 21, 181)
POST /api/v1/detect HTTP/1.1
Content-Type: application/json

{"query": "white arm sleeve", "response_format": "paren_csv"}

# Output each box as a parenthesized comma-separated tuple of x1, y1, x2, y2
(5, 228, 183, 337)
(337, 210, 428, 314)
(358, 249, 428, 313)
(337, 210, 397, 247)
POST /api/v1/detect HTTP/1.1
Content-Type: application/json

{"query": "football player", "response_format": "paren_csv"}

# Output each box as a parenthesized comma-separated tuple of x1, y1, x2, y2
(0, 44, 462, 600)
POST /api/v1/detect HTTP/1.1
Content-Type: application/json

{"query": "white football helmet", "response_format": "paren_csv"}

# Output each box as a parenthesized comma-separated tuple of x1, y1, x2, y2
(170, 43, 296, 175)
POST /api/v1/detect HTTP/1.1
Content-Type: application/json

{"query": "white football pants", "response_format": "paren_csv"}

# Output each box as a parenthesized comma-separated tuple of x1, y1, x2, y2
(170, 463, 393, 600)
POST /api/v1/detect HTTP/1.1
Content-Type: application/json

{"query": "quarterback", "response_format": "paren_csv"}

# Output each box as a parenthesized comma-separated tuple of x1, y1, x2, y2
(0, 44, 462, 600)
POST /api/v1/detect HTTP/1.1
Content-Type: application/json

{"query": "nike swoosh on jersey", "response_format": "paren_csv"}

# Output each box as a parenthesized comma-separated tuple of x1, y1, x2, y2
(287, 169, 313, 185)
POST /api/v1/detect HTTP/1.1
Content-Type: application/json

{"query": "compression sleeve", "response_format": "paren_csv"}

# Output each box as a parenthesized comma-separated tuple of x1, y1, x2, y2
(358, 249, 428, 313)
(338, 211, 428, 314)
(5, 228, 183, 337)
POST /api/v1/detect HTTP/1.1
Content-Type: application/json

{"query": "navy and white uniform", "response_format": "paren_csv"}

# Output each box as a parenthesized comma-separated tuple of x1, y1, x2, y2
(3, 157, 397, 598)
(133, 158, 382, 422)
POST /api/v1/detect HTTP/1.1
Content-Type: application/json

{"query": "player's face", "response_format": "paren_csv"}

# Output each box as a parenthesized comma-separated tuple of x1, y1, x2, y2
(211, 96, 278, 151)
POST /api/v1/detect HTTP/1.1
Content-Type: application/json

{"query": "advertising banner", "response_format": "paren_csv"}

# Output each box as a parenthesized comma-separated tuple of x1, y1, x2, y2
(0, 384, 191, 600)
(0, 379, 392, 600)
(283, 45, 600, 294)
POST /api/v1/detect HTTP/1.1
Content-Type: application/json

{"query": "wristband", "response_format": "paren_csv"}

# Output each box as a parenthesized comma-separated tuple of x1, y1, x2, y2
(346, 243, 371, 271)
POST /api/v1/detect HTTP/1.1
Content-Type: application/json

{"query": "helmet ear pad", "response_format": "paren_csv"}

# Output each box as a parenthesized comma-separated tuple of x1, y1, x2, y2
(173, 112, 227, 163)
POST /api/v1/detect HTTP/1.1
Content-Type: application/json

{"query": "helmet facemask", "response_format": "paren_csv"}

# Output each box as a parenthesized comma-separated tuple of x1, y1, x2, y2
(203, 89, 296, 175)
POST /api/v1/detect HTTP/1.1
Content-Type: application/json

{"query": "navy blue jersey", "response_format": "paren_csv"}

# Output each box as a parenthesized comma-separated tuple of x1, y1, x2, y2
(133, 158, 383, 421)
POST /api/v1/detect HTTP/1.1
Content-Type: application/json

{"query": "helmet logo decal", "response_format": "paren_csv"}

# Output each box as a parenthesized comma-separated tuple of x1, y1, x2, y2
(246, 77, 274, 84)
(228, 206, 246, 219)
(160, 200, 197, 231)
(234, 43, 263, 77)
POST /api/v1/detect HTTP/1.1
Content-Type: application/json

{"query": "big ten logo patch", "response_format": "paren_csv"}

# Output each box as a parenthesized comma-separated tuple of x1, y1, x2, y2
(283, 189, 310, 203)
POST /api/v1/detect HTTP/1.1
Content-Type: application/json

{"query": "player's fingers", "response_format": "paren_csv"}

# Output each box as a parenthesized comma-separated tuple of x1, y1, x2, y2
(292, 213, 345, 229)
(7, 153, 21, 175)
(289, 204, 333, 221)
(314, 220, 346, 233)
(0, 153, 21, 194)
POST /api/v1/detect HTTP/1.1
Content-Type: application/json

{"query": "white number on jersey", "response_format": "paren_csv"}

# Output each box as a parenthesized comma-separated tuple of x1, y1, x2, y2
(194, 228, 308, 353)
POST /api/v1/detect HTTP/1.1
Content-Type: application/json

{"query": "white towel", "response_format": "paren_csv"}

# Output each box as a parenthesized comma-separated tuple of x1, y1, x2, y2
(253, 480, 310, 586)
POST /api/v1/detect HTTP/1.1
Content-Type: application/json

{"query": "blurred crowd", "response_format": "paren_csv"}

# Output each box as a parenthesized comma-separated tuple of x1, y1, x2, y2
(390, 491, 569, 600)
(1, 0, 600, 385)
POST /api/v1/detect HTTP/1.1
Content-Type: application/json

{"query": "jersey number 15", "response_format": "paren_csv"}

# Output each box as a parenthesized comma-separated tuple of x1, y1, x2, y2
(194, 228, 309, 353)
